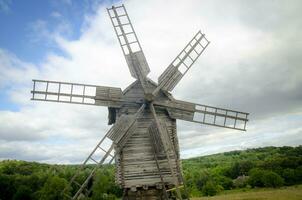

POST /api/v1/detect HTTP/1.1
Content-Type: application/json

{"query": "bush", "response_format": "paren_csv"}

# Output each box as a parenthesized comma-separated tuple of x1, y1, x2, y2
(0, 174, 15, 200)
(194, 170, 211, 191)
(248, 168, 265, 187)
(282, 168, 296, 185)
(202, 181, 218, 196)
(295, 166, 302, 184)
(262, 171, 284, 188)
(187, 185, 202, 197)
(214, 176, 233, 190)
(37, 176, 71, 200)
(13, 185, 32, 200)
(225, 161, 254, 179)
(248, 168, 284, 188)
(91, 169, 121, 199)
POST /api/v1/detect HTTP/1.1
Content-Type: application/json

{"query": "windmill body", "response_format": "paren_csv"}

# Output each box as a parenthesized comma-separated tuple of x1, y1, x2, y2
(114, 80, 182, 189)
(31, 4, 249, 200)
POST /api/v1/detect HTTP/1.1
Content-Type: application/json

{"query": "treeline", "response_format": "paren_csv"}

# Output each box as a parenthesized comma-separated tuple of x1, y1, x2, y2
(182, 146, 302, 196)
(0, 146, 301, 199)
(0, 162, 121, 200)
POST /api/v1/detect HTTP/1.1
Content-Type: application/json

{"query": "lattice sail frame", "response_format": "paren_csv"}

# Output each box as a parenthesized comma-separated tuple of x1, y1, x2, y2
(31, 79, 123, 108)
(154, 100, 249, 131)
(107, 5, 150, 79)
(156, 31, 210, 92)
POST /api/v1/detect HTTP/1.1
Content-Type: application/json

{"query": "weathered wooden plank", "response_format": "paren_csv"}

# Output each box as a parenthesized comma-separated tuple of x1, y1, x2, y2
(107, 114, 135, 143)
(155, 98, 248, 131)
(156, 31, 209, 92)
(158, 65, 182, 91)
(125, 51, 150, 79)
(107, 5, 150, 80)
(111, 80, 182, 188)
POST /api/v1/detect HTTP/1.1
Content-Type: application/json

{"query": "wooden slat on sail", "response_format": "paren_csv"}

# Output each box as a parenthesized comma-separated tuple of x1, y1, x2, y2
(154, 99, 249, 131)
(31, 79, 123, 108)
(155, 31, 210, 93)
(107, 5, 150, 80)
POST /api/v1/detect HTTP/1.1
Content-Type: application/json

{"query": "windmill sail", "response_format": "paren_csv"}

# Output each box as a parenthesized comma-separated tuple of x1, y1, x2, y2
(154, 100, 249, 131)
(154, 31, 209, 93)
(107, 105, 145, 148)
(63, 105, 145, 200)
(107, 5, 150, 80)
(31, 79, 123, 108)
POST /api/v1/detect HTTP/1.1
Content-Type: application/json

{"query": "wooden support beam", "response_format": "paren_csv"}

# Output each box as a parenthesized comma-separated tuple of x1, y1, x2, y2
(150, 103, 183, 200)
(148, 122, 169, 199)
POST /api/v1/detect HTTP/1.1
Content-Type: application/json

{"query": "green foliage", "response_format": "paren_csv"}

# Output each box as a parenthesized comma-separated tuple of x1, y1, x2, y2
(37, 176, 71, 200)
(13, 185, 32, 200)
(248, 169, 284, 188)
(91, 168, 122, 199)
(262, 171, 284, 188)
(182, 146, 301, 196)
(195, 169, 211, 191)
(282, 168, 297, 185)
(248, 168, 266, 187)
(225, 161, 254, 179)
(0, 174, 15, 200)
(0, 146, 301, 199)
(214, 176, 233, 190)
(295, 166, 302, 183)
(202, 181, 219, 196)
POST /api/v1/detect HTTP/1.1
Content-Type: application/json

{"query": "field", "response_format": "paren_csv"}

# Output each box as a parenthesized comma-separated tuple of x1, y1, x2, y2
(193, 185, 302, 200)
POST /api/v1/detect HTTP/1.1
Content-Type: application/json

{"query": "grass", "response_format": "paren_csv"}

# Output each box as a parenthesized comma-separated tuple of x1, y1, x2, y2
(192, 185, 302, 200)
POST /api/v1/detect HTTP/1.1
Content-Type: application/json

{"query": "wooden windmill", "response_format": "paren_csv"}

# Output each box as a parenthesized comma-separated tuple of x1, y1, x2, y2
(31, 4, 249, 200)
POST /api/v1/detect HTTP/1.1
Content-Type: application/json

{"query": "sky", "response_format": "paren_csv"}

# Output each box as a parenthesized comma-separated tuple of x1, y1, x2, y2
(0, 0, 301, 164)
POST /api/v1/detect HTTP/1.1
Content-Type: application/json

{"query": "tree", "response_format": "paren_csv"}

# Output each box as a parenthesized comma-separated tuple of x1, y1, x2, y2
(282, 168, 297, 185)
(0, 174, 15, 200)
(295, 166, 302, 184)
(91, 169, 121, 199)
(248, 168, 265, 187)
(37, 176, 71, 200)
(193, 170, 211, 191)
(13, 185, 32, 200)
(249, 169, 284, 188)
(262, 171, 284, 188)
(202, 181, 218, 196)
(214, 176, 233, 190)
(225, 161, 254, 179)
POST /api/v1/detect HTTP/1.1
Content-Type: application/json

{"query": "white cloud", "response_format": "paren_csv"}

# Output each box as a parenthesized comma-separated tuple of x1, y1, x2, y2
(0, 0, 301, 163)
(51, 11, 62, 19)
(179, 113, 302, 158)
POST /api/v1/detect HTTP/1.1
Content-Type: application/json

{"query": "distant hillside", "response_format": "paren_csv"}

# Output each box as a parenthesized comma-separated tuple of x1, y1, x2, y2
(182, 146, 302, 196)
(0, 146, 301, 199)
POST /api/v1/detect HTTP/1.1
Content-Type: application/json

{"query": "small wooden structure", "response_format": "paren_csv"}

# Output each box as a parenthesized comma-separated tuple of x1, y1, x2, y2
(31, 4, 249, 200)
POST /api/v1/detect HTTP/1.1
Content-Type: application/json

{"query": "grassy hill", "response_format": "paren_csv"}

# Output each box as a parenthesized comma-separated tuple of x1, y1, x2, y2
(182, 146, 302, 197)
(193, 185, 302, 200)
(0, 146, 301, 199)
